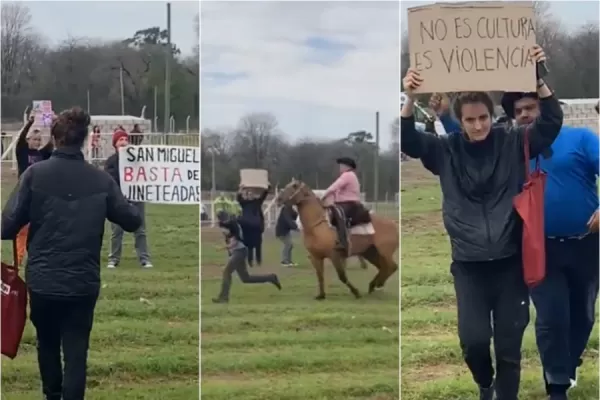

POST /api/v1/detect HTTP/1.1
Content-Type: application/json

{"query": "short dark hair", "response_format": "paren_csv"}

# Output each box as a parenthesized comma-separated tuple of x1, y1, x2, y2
(453, 92, 494, 121)
(51, 107, 91, 147)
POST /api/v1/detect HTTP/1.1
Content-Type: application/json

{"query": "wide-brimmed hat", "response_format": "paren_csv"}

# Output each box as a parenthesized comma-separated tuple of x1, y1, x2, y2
(336, 157, 356, 169)
(500, 92, 538, 119)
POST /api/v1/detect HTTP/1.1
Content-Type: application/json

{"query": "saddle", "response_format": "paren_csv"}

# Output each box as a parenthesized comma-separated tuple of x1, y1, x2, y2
(326, 203, 372, 256)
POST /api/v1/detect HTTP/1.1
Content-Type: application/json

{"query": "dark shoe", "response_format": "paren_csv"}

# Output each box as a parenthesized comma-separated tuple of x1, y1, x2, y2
(272, 276, 282, 290)
(212, 297, 228, 304)
(549, 394, 568, 400)
(479, 382, 494, 400)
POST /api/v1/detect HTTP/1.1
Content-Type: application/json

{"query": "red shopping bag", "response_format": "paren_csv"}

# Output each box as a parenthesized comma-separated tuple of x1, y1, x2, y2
(1, 241, 28, 359)
(513, 129, 546, 288)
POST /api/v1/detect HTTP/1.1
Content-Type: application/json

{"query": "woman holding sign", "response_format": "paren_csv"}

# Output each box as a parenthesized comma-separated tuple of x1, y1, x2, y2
(104, 130, 154, 269)
(14, 110, 54, 266)
(401, 45, 563, 400)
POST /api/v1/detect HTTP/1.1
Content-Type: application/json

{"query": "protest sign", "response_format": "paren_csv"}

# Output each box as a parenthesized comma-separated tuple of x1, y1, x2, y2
(407, 2, 537, 93)
(118, 145, 200, 205)
(240, 169, 269, 189)
(31, 100, 54, 128)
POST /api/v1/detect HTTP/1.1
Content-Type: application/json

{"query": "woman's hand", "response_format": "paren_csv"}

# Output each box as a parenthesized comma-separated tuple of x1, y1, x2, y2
(531, 45, 546, 64)
(402, 68, 424, 100)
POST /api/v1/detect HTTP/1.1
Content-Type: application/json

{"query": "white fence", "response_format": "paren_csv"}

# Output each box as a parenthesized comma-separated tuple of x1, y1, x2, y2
(1, 132, 199, 170)
(200, 198, 400, 228)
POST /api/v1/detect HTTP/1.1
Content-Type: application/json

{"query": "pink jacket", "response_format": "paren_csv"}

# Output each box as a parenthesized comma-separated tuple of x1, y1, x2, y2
(322, 171, 361, 203)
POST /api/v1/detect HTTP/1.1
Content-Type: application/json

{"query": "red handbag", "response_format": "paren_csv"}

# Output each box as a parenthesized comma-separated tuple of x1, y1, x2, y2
(1, 240, 28, 359)
(513, 129, 547, 288)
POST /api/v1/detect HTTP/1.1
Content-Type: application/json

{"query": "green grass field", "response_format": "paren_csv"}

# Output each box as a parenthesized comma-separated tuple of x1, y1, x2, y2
(200, 227, 400, 399)
(400, 161, 599, 400)
(0, 182, 199, 399)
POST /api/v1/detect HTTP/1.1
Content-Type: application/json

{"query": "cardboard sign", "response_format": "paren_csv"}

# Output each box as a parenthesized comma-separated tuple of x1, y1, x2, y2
(240, 169, 269, 189)
(31, 100, 54, 128)
(118, 145, 200, 204)
(407, 1, 537, 93)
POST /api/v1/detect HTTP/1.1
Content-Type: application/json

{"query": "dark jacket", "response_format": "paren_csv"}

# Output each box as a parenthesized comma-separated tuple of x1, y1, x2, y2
(237, 189, 268, 232)
(275, 204, 298, 237)
(104, 152, 120, 185)
(1, 147, 142, 297)
(401, 94, 563, 262)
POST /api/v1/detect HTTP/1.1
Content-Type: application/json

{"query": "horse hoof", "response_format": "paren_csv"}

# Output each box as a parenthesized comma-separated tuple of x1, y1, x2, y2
(368, 285, 376, 294)
(315, 294, 326, 300)
(354, 292, 362, 299)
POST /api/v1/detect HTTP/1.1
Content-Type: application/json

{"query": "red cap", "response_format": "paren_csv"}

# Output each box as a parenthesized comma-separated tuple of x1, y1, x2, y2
(112, 130, 128, 148)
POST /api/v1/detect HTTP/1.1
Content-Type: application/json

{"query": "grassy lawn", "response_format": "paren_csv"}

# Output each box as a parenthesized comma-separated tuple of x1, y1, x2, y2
(0, 181, 199, 399)
(400, 161, 599, 400)
(200, 226, 400, 399)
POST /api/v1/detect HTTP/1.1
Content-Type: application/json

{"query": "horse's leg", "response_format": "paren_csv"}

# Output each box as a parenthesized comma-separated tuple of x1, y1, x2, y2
(361, 246, 385, 293)
(376, 257, 398, 288)
(330, 255, 361, 299)
(309, 254, 326, 300)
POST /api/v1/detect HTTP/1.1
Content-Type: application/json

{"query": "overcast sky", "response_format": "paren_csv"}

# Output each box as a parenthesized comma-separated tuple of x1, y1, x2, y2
(200, 1, 400, 149)
(27, 1, 198, 56)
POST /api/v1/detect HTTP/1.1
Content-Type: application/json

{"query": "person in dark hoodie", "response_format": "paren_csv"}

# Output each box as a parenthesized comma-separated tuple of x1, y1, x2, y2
(275, 203, 298, 267)
(1, 106, 141, 400)
(104, 130, 153, 269)
(212, 215, 281, 303)
(237, 183, 269, 267)
(14, 111, 54, 266)
(401, 44, 563, 400)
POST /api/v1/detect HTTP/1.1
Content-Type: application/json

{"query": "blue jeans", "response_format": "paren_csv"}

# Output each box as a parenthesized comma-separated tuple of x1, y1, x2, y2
(531, 234, 599, 391)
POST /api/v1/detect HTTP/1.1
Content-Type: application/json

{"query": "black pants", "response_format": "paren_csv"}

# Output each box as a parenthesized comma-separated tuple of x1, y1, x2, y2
(530, 234, 599, 393)
(452, 256, 530, 400)
(29, 292, 98, 400)
(217, 248, 276, 300)
(243, 227, 263, 266)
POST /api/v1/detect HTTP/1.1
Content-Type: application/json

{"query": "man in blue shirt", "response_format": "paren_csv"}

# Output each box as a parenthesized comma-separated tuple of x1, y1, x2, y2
(436, 92, 599, 400)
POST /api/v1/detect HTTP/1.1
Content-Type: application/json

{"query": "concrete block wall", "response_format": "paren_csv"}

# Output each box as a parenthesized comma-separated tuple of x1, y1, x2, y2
(562, 103, 598, 134)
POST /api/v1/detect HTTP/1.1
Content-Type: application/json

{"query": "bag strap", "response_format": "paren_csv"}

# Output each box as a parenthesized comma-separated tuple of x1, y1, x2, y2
(12, 240, 18, 269)
(523, 126, 540, 177)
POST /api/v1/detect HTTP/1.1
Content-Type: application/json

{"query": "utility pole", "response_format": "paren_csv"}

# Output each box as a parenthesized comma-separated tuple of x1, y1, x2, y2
(164, 2, 172, 142)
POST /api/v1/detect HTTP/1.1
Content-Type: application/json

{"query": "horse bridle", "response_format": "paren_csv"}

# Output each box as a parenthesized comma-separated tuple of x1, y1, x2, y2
(284, 182, 328, 230)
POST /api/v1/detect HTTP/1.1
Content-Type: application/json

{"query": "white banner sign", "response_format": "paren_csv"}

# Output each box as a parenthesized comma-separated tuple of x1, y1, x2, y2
(118, 145, 200, 205)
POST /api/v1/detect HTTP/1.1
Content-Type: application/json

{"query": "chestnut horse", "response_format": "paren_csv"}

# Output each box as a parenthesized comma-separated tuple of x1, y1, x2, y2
(276, 179, 398, 300)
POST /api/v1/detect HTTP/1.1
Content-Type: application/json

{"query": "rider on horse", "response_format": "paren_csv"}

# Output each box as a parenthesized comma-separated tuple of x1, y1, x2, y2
(320, 157, 371, 255)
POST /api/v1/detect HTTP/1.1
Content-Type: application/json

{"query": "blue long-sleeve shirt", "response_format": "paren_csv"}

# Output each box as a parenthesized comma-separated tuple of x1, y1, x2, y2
(437, 115, 599, 237)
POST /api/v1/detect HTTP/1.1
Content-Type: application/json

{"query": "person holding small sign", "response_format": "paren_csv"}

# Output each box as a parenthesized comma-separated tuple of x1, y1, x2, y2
(401, 45, 564, 400)
(104, 130, 154, 269)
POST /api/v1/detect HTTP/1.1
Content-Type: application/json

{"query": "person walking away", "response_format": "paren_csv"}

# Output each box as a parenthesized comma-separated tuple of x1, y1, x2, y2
(320, 157, 371, 255)
(1, 107, 142, 400)
(237, 184, 268, 267)
(212, 216, 281, 303)
(129, 123, 144, 145)
(90, 125, 102, 165)
(15, 113, 54, 266)
(499, 92, 599, 400)
(275, 203, 298, 267)
(104, 130, 154, 269)
(400, 44, 563, 400)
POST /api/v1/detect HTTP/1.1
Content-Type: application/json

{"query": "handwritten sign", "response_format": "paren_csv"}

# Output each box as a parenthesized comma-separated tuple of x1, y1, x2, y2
(32, 100, 54, 128)
(240, 169, 269, 189)
(118, 145, 200, 204)
(408, 1, 537, 93)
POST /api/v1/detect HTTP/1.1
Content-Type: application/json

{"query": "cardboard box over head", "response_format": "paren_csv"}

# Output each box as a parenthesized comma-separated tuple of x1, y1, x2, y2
(240, 169, 269, 189)
(407, 1, 537, 93)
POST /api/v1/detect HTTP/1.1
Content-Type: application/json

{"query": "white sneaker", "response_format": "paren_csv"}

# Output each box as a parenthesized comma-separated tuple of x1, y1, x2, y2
(107, 263, 116, 269)
(142, 263, 153, 269)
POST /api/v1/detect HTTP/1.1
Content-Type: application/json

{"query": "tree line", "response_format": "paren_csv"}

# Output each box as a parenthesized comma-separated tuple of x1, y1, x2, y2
(201, 113, 400, 201)
(1, 2, 199, 131)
